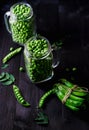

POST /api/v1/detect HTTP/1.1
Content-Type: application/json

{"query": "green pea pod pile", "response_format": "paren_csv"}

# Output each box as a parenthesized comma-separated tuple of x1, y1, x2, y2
(38, 79, 89, 111)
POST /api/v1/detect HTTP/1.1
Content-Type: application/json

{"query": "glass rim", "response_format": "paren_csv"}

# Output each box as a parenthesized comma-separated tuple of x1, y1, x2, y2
(10, 2, 33, 20)
(24, 35, 52, 60)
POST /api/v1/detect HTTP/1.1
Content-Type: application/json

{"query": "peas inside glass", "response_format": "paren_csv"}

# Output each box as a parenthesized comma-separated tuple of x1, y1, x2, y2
(9, 2, 35, 44)
(24, 35, 54, 83)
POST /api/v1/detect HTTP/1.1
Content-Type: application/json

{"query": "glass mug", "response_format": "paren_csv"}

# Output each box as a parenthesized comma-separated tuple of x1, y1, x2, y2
(24, 35, 59, 83)
(4, 2, 36, 45)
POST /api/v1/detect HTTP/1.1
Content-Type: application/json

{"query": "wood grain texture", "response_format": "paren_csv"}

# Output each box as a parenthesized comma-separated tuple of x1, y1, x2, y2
(1, 1, 89, 129)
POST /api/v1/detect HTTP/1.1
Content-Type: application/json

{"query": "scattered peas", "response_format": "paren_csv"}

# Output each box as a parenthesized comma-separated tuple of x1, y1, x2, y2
(72, 67, 77, 71)
(24, 36, 53, 83)
(10, 47, 14, 51)
(19, 67, 24, 72)
(9, 2, 35, 44)
(65, 67, 77, 72)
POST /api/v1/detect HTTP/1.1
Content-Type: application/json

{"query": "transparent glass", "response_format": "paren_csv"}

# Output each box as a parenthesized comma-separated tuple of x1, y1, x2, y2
(24, 35, 59, 83)
(4, 2, 36, 45)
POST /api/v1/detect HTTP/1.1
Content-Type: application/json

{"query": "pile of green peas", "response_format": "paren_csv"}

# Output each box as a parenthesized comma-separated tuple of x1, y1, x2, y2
(10, 3, 35, 44)
(24, 38, 53, 83)
(12, 4, 31, 19)
(26, 38, 49, 58)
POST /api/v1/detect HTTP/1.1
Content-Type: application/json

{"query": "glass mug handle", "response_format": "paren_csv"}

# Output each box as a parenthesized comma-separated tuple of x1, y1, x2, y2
(52, 47, 59, 68)
(4, 11, 11, 33)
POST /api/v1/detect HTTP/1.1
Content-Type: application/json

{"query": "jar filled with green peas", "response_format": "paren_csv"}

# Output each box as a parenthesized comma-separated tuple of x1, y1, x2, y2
(24, 35, 59, 83)
(4, 2, 36, 45)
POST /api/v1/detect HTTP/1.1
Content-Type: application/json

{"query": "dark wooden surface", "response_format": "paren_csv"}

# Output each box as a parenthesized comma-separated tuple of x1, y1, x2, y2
(1, 1, 89, 130)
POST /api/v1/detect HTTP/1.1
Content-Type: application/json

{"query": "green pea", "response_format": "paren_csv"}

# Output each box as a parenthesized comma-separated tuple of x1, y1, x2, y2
(10, 47, 14, 51)
(19, 67, 24, 72)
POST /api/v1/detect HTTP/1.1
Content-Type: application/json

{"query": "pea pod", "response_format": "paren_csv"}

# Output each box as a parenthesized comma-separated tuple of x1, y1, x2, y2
(66, 98, 83, 107)
(38, 88, 55, 108)
(55, 84, 85, 102)
(2, 47, 22, 64)
(72, 87, 88, 97)
(38, 80, 88, 111)
(38, 86, 83, 111)
(55, 89, 83, 107)
(55, 82, 89, 111)
(65, 103, 79, 111)
(60, 79, 88, 97)
(13, 85, 30, 107)
(60, 79, 73, 88)
(56, 90, 80, 111)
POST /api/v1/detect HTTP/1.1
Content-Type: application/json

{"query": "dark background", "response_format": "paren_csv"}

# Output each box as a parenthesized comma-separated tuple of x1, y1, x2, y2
(0, 0, 89, 130)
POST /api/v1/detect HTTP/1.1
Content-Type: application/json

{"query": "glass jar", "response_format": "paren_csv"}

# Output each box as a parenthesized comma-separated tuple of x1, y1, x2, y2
(24, 35, 59, 83)
(4, 2, 36, 45)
